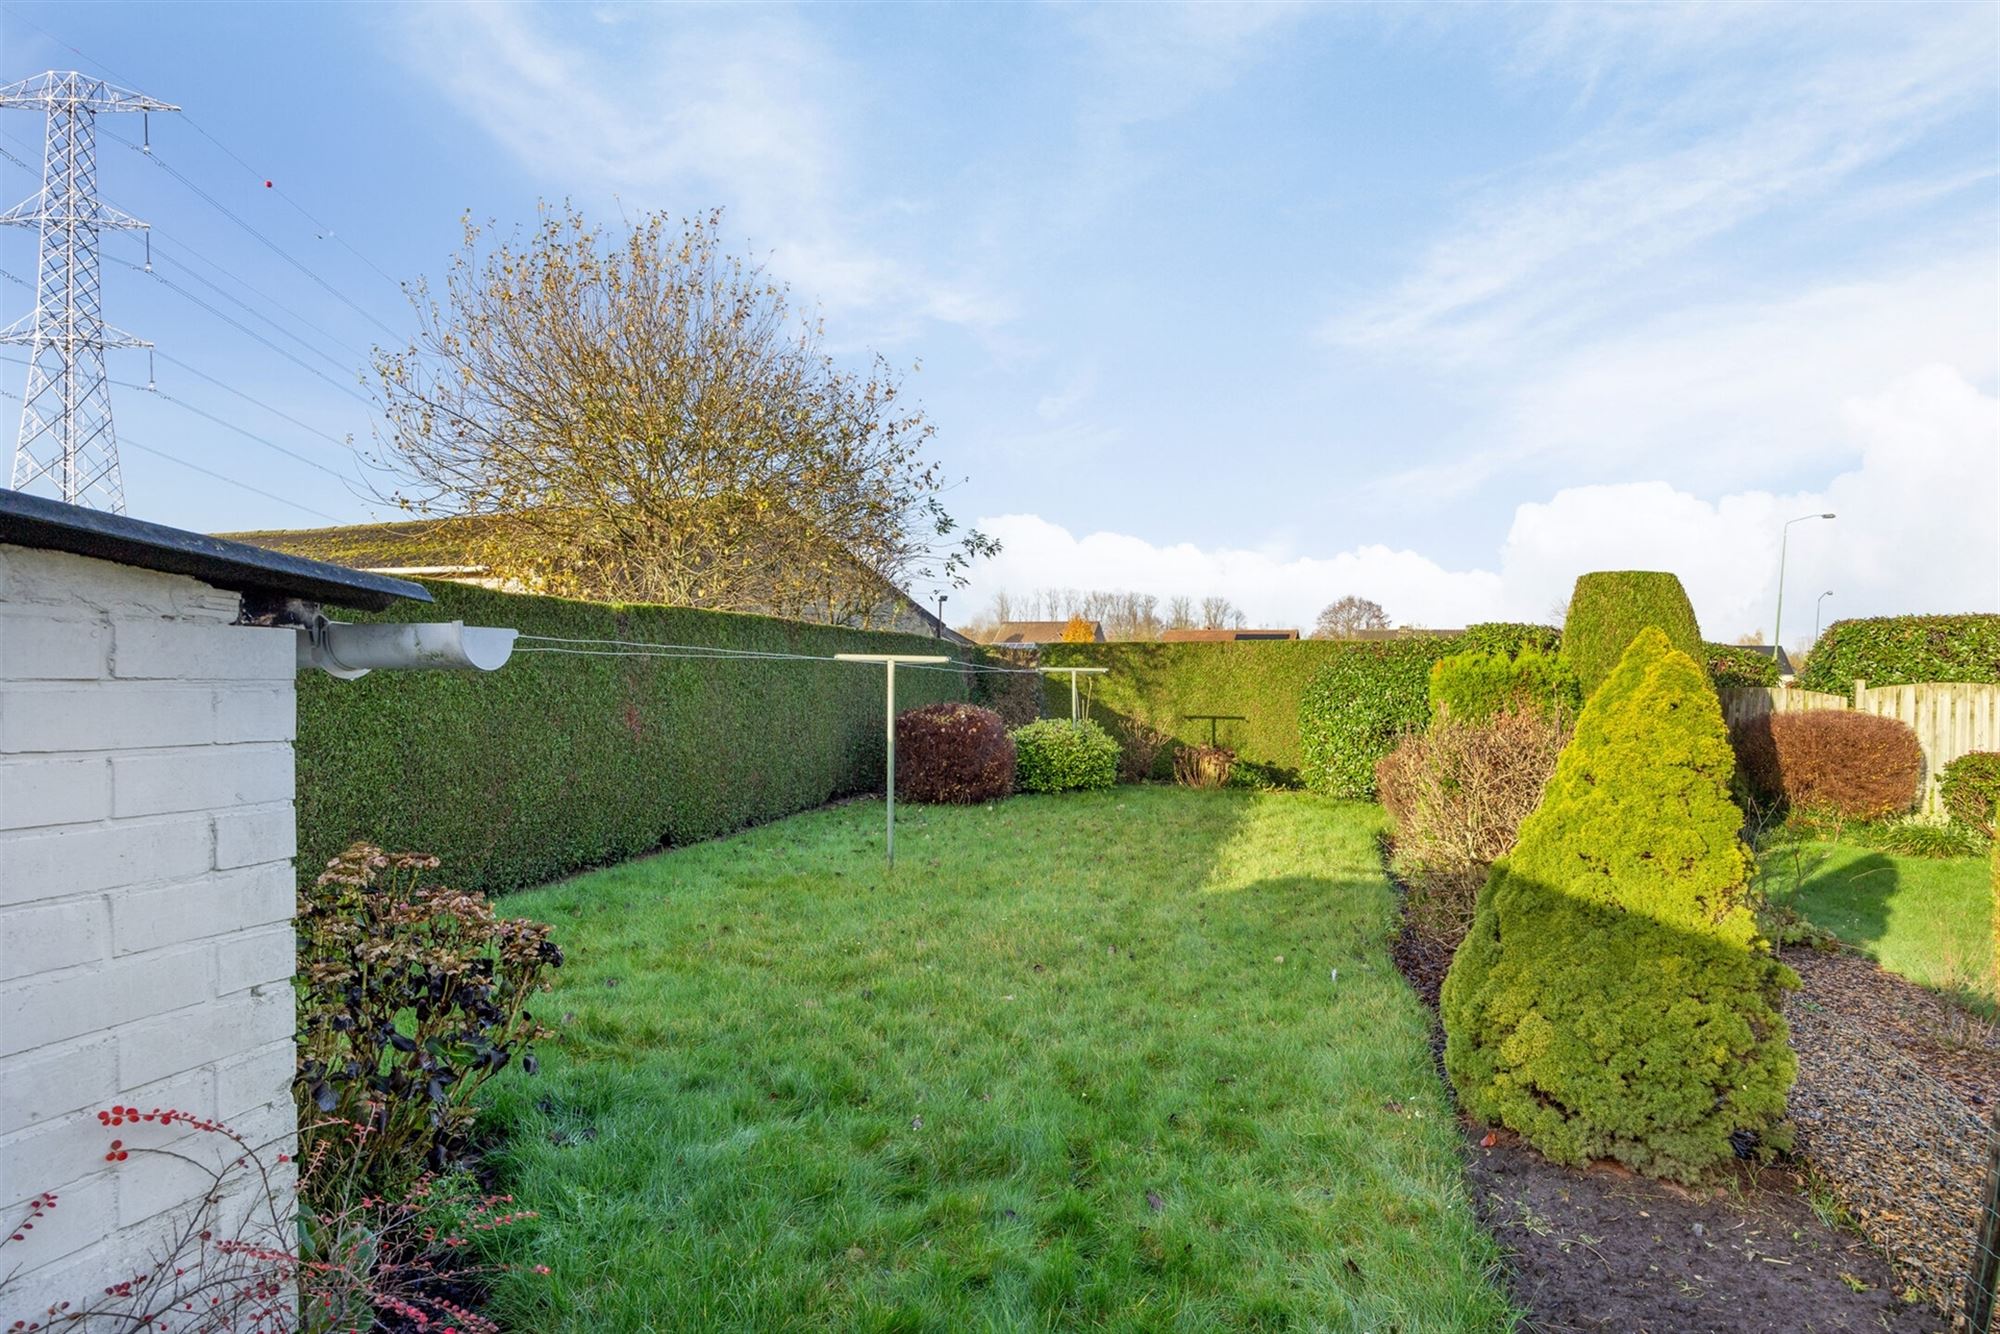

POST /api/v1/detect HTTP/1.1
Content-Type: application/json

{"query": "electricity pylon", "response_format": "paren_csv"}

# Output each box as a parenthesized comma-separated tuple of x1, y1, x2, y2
(0, 71, 176, 513)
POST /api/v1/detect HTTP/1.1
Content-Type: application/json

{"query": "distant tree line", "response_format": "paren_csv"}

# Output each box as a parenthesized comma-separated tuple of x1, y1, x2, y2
(966, 590, 1399, 641)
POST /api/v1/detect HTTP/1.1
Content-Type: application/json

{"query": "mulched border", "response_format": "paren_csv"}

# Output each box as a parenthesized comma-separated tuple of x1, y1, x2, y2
(1384, 859, 1960, 1332)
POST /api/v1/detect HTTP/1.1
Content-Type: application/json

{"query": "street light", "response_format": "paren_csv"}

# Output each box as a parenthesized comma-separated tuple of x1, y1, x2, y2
(1772, 512, 1835, 652)
(1814, 590, 1834, 643)
(934, 593, 948, 639)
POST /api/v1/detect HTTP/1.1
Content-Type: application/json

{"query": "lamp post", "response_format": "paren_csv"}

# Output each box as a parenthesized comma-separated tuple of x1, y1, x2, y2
(1772, 512, 1835, 652)
(934, 593, 947, 639)
(1814, 590, 1834, 644)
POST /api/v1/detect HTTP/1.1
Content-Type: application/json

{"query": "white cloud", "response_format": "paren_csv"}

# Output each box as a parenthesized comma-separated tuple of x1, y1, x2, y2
(391, 4, 1012, 339)
(964, 367, 1999, 642)
(1371, 249, 2000, 503)
(1324, 6, 1997, 360)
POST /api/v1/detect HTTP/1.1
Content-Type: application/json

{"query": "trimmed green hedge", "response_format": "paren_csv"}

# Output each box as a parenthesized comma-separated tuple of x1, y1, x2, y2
(1562, 571, 1703, 698)
(1299, 638, 1462, 798)
(1458, 622, 1561, 657)
(1430, 646, 1581, 725)
(1797, 615, 2000, 692)
(298, 581, 969, 895)
(1041, 637, 1456, 788)
(1706, 643, 1781, 689)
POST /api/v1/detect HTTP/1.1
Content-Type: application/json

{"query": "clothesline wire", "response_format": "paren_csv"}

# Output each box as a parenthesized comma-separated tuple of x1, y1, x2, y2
(512, 634, 1043, 674)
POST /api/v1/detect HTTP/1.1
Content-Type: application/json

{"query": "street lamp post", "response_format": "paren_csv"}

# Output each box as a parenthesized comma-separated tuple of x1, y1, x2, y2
(934, 593, 948, 639)
(1814, 590, 1834, 644)
(1773, 513, 1835, 653)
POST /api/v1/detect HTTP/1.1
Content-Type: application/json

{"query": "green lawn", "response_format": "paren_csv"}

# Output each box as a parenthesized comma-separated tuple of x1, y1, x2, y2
(1761, 836, 1994, 1007)
(477, 788, 1513, 1332)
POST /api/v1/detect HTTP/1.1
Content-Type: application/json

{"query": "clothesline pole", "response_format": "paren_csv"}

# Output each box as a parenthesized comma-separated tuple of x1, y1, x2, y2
(836, 653, 951, 866)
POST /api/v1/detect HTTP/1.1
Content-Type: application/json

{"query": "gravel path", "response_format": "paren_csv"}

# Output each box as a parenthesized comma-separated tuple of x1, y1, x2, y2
(1784, 946, 1999, 1315)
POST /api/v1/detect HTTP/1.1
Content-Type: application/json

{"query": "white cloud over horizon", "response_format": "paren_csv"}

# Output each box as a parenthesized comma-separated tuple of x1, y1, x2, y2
(961, 366, 1998, 645)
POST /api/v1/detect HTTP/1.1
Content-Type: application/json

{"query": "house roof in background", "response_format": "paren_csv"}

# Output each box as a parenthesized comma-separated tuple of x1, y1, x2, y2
(1, 490, 431, 611)
(218, 516, 493, 573)
(1159, 628, 1300, 642)
(986, 620, 1103, 644)
(1743, 644, 1798, 674)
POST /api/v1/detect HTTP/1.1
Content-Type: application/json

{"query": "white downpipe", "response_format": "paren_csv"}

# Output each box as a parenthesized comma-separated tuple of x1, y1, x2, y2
(295, 620, 518, 680)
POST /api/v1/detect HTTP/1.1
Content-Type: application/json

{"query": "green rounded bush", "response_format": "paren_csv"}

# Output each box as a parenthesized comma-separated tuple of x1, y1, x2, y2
(1941, 752, 2000, 837)
(1298, 638, 1458, 798)
(1441, 626, 1797, 1181)
(1011, 719, 1119, 793)
(1561, 571, 1703, 699)
(1429, 646, 1581, 725)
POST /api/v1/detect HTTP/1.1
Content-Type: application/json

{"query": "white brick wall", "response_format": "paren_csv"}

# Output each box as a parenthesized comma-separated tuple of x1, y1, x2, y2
(0, 544, 300, 1324)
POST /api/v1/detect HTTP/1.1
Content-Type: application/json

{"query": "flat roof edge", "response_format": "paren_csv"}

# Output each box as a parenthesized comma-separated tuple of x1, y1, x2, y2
(0, 490, 432, 611)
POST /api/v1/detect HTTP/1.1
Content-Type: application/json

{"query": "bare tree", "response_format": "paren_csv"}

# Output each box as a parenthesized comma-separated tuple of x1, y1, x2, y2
(1313, 596, 1390, 639)
(1165, 596, 1194, 630)
(372, 205, 994, 619)
(1200, 596, 1241, 630)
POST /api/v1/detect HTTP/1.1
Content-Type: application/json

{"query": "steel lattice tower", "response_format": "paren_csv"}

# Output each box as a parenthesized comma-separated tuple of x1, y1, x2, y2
(0, 71, 176, 513)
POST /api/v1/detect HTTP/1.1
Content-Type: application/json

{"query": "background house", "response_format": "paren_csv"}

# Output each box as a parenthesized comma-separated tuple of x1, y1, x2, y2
(981, 619, 1105, 646)
(221, 517, 968, 644)
(1159, 628, 1300, 642)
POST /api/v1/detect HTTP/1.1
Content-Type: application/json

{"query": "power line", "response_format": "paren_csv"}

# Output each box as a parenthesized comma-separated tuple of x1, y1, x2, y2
(107, 129, 403, 342)
(118, 230, 373, 371)
(0, 2, 404, 291)
(0, 384, 340, 522)
(0, 349, 355, 481)
(103, 252, 375, 406)
(153, 350, 362, 451)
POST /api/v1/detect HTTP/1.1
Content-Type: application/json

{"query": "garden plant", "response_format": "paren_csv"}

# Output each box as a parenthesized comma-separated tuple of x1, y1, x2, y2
(1010, 717, 1119, 792)
(1559, 570, 1703, 698)
(1442, 628, 1798, 1180)
(893, 702, 1016, 803)
(1730, 710, 1923, 821)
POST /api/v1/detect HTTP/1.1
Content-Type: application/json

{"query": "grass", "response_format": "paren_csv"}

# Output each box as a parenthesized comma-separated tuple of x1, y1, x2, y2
(1758, 833, 1994, 1007)
(475, 788, 1514, 1332)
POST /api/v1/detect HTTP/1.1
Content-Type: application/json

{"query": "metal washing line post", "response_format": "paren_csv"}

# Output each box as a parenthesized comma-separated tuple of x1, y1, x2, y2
(1036, 665, 1108, 722)
(836, 653, 950, 867)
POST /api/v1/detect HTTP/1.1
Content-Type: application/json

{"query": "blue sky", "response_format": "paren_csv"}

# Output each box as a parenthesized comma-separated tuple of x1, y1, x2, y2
(2, 2, 1994, 643)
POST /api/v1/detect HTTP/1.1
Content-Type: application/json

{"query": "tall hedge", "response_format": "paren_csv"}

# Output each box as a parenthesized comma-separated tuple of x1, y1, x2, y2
(1441, 627, 1796, 1180)
(1298, 638, 1461, 797)
(1797, 614, 2000, 692)
(298, 580, 969, 895)
(1561, 571, 1703, 698)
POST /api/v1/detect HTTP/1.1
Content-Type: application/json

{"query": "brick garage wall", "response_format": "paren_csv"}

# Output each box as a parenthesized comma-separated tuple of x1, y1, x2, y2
(0, 543, 298, 1320)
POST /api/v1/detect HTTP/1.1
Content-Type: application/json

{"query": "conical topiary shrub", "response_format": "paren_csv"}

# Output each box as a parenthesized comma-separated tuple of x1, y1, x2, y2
(1440, 626, 1796, 1180)
(1561, 570, 1703, 699)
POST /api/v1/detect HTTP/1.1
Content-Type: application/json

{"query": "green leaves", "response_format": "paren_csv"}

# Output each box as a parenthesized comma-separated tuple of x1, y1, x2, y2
(1561, 571, 1704, 699)
(1441, 627, 1797, 1180)
(1797, 614, 2000, 692)
(1011, 720, 1119, 793)
(1298, 639, 1459, 798)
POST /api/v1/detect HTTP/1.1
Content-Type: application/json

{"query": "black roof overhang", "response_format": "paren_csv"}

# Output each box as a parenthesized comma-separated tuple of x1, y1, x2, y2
(0, 490, 432, 612)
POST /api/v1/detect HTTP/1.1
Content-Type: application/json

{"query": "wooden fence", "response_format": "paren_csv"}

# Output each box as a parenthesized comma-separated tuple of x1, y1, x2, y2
(1721, 681, 2000, 813)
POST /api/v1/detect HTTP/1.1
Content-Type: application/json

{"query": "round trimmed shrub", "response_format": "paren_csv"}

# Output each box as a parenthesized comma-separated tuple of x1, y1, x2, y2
(894, 703, 1015, 804)
(1441, 627, 1797, 1181)
(1298, 638, 1457, 798)
(1561, 571, 1703, 699)
(1730, 710, 1923, 820)
(1941, 752, 2000, 836)
(1011, 719, 1118, 793)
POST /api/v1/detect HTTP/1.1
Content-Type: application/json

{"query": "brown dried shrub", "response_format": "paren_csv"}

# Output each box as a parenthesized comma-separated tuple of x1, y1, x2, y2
(1110, 711, 1175, 783)
(1377, 709, 1569, 948)
(1174, 744, 1236, 789)
(894, 702, 1016, 803)
(1731, 709, 1922, 820)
